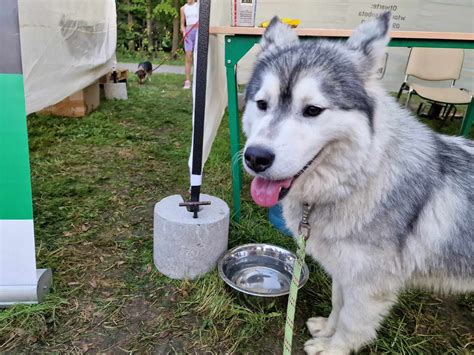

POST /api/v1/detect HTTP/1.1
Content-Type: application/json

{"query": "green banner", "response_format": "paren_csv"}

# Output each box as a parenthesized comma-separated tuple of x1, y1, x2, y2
(0, 73, 33, 220)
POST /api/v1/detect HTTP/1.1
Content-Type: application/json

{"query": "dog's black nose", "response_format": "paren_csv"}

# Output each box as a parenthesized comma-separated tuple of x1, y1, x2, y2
(244, 146, 275, 172)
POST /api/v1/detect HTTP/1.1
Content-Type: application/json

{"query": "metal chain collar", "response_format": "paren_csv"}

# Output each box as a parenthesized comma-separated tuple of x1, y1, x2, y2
(298, 203, 312, 240)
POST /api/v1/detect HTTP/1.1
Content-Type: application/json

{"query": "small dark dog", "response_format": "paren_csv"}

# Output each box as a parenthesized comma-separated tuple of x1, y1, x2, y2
(135, 61, 153, 84)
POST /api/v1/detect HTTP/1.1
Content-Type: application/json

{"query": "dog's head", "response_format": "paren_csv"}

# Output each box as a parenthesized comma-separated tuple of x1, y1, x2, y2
(135, 69, 147, 84)
(243, 13, 391, 207)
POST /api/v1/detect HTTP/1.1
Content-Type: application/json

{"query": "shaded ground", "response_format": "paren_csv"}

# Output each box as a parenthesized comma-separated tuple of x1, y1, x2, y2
(0, 75, 472, 354)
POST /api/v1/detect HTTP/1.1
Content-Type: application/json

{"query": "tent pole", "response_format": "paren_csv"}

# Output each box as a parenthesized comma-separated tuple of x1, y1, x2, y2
(188, 0, 211, 218)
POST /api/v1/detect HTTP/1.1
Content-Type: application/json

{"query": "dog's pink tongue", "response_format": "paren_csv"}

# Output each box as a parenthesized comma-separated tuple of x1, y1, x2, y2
(251, 177, 293, 207)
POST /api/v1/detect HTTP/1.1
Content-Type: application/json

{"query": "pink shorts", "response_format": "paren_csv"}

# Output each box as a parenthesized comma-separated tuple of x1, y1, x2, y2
(184, 26, 198, 52)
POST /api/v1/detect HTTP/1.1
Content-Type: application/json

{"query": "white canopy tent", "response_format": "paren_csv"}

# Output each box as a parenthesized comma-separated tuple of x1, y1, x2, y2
(196, 0, 474, 168)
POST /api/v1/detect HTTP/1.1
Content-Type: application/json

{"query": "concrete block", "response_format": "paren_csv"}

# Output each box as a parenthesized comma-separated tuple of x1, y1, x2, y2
(104, 82, 128, 100)
(154, 194, 229, 280)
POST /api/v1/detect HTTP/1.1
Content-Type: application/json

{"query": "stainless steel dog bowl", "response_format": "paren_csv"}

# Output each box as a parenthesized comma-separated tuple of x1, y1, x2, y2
(218, 243, 309, 298)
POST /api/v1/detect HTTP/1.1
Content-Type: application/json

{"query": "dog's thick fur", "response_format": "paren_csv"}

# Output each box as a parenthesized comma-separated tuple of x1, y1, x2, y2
(242, 13, 473, 354)
(135, 61, 153, 84)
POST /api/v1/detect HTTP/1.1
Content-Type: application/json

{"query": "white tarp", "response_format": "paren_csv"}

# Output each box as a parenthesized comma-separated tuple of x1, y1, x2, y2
(199, 0, 473, 168)
(18, 0, 117, 114)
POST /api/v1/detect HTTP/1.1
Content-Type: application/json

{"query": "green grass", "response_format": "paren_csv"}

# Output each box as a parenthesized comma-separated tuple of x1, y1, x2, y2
(0, 75, 472, 353)
(398, 93, 472, 137)
(117, 49, 185, 66)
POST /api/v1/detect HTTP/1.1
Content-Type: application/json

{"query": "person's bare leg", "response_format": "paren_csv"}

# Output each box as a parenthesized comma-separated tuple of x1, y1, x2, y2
(184, 50, 193, 83)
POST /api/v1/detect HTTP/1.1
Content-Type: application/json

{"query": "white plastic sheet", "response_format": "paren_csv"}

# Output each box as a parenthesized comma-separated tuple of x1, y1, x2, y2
(18, 0, 117, 114)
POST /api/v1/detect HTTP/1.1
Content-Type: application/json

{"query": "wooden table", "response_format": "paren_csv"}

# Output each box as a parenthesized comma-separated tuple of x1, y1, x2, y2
(209, 26, 474, 221)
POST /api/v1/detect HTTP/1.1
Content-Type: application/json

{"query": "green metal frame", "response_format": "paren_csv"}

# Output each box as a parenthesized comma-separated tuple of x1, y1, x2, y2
(225, 34, 474, 221)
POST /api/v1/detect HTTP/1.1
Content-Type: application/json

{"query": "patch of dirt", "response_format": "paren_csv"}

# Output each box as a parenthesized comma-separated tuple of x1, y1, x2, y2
(117, 148, 138, 160)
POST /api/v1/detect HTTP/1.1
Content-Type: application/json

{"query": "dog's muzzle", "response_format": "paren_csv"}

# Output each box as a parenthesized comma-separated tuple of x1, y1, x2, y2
(247, 148, 323, 208)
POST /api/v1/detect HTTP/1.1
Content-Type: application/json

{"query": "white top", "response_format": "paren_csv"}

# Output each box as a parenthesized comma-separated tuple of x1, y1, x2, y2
(184, 2, 199, 26)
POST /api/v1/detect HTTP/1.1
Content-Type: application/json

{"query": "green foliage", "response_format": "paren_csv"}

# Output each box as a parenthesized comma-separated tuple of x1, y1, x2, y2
(153, 0, 179, 18)
(115, 47, 185, 64)
(117, 0, 187, 54)
(116, 0, 147, 51)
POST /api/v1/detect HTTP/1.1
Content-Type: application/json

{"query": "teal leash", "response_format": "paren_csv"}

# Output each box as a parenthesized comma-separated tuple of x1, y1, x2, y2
(283, 203, 312, 355)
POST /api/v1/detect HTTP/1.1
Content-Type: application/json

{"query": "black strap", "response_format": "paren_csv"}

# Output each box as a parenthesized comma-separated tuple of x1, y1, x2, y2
(190, 0, 211, 210)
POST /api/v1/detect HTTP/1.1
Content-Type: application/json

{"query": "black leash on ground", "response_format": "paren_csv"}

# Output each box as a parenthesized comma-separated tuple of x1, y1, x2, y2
(151, 22, 199, 73)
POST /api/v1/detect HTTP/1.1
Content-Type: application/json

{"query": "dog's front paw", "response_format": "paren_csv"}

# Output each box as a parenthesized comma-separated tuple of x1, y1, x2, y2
(304, 338, 330, 355)
(307, 317, 335, 337)
(304, 337, 348, 355)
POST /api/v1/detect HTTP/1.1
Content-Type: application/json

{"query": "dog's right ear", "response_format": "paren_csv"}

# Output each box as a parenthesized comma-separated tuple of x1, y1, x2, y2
(346, 12, 391, 74)
(260, 16, 299, 54)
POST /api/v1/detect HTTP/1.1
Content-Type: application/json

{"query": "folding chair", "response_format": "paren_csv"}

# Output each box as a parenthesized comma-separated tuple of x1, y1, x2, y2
(397, 48, 472, 120)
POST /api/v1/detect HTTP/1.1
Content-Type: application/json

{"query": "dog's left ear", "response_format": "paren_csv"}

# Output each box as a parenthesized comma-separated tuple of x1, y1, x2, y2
(260, 16, 299, 55)
(347, 12, 391, 73)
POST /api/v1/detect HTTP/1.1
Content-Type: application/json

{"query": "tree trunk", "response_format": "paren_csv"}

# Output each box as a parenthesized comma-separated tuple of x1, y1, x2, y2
(127, 0, 135, 51)
(146, 0, 153, 52)
(171, 0, 180, 58)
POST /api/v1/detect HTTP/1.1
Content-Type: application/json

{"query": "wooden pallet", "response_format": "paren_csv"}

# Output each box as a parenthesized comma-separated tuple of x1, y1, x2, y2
(39, 81, 100, 118)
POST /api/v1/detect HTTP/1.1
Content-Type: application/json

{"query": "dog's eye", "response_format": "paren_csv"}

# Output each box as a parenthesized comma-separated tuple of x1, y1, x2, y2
(256, 100, 268, 111)
(303, 105, 324, 117)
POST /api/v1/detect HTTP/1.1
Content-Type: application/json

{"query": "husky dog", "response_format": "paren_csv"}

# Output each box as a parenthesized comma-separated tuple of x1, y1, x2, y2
(242, 13, 473, 354)
(135, 61, 153, 84)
